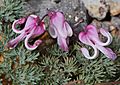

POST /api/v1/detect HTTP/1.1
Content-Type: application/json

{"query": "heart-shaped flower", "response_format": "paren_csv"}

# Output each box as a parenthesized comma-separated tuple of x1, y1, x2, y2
(79, 25, 117, 60)
(47, 11, 73, 51)
(7, 15, 45, 50)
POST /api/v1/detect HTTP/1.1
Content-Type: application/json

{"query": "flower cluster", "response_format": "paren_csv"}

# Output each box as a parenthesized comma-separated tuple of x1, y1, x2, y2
(8, 11, 117, 60)
(8, 11, 73, 51)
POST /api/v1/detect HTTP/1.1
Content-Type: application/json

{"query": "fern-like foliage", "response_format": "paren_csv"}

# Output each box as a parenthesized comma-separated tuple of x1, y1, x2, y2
(40, 56, 69, 85)
(39, 46, 79, 85)
(0, 0, 44, 84)
(0, 0, 24, 22)
(74, 37, 120, 85)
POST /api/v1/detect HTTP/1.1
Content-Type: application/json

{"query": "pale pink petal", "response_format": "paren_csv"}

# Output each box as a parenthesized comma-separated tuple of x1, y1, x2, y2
(12, 18, 26, 33)
(57, 37, 68, 51)
(49, 23, 58, 38)
(32, 22, 45, 38)
(89, 28, 112, 46)
(64, 21, 73, 37)
(7, 32, 26, 49)
(86, 25, 111, 47)
(87, 25, 99, 37)
(30, 15, 38, 18)
(96, 44, 117, 60)
(24, 15, 38, 31)
(79, 32, 94, 46)
(24, 29, 42, 50)
(81, 47, 99, 59)
(86, 25, 103, 45)
(49, 11, 67, 38)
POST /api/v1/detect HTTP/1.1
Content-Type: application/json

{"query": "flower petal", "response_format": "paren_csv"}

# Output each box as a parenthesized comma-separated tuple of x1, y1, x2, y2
(96, 44, 117, 60)
(86, 25, 112, 46)
(81, 47, 99, 59)
(86, 25, 103, 45)
(89, 28, 113, 46)
(49, 23, 58, 38)
(64, 21, 73, 37)
(49, 11, 67, 38)
(79, 32, 94, 45)
(32, 22, 45, 38)
(99, 28, 113, 46)
(57, 37, 68, 51)
(12, 18, 26, 33)
(24, 29, 42, 50)
(7, 33, 26, 49)
(79, 30, 99, 59)
(24, 15, 38, 31)
(30, 14, 38, 18)
(86, 25, 99, 37)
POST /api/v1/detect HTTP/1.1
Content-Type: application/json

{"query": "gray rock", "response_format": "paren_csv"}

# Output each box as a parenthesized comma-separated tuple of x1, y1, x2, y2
(26, 0, 87, 22)
(0, 0, 4, 7)
(111, 17, 120, 29)
(81, 0, 109, 20)
(24, 0, 88, 34)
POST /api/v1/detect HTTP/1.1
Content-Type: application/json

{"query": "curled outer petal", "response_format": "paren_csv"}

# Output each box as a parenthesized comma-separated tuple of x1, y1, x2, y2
(98, 28, 113, 46)
(64, 21, 73, 37)
(79, 32, 99, 59)
(48, 23, 58, 38)
(12, 18, 26, 34)
(87, 25, 113, 46)
(12, 15, 39, 34)
(81, 47, 99, 59)
(24, 29, 42, 50)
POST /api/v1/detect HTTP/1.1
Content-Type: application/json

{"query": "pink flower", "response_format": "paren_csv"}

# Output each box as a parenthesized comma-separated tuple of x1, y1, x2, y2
(79, 25, 117, 60)
(47, 11, 73, 51)
(8, 15, 45, 50)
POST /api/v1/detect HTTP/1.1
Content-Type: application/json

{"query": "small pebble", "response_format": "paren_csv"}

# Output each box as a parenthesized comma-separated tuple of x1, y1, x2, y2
(75, 16, 79, 22)
(110, 25, 116, 31)
(68, 15, 72, 18)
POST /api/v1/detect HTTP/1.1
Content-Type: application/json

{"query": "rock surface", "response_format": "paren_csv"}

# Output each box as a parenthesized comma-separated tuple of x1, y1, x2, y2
(0, 0, 4, 7)
(91, 16, 120, 37)
(24, 0, 88, 35)
(25, 0, 87, 23)
(24, 0, 120, 37)
(82, 0, 120, 20)
(108, 0, 120, 16)
(81, 0, 109, 20)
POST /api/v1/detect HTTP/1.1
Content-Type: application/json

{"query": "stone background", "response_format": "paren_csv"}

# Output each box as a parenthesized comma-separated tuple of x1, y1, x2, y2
(24, 0, 120, 37)
(1, 0, 120, 38)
